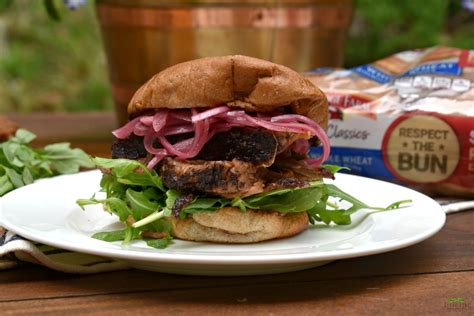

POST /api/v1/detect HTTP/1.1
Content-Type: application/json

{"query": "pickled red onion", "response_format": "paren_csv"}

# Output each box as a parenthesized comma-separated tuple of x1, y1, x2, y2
(153, 110, 168, 132)
(192, 105, 230, 122)
(147, 154, 166, 169)
(112, 106, 330, 168)
(112, 117, 142, 139)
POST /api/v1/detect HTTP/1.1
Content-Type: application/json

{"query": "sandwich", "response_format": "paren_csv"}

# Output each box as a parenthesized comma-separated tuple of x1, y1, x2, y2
(78, 55, 397, 248)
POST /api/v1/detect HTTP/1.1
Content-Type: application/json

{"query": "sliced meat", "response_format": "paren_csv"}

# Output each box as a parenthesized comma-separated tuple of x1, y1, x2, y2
(264, 177, 310, 192)
(269, 157, 335, 180)
(159, 158, 265, 198)
(159, 156, 332, 199)
(172, 193, 194, 218)
(275, 131, 311, 154)
(197, 127, 277, 166)
(112, 135, 147, 159)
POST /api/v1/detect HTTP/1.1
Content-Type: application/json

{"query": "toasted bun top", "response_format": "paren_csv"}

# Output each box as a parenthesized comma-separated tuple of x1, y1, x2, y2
(128, 55, 328, 129)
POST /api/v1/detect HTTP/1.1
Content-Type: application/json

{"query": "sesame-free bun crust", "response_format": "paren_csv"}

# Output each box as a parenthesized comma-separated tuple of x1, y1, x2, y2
(167, 207, 309, 243)
(128, 55, 328, 129)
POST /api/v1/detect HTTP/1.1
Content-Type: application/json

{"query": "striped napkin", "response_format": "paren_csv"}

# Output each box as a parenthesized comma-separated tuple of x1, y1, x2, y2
(0, 228, 128, 273)
(1, 199, 472, 274)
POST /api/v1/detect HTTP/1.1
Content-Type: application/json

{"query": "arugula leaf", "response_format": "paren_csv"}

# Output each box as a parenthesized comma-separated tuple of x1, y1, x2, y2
(93, 229, 172, 248)
(165, 189, 178, 209)
(93, 157, 165, 191)
(326, 184, 371, 213)
(0, 167, 14, 196)
(306, 184, 412, 225)
(78, 196, 132, 222)
(183, 198, 229, 215)
(12, 129, 36, 144)
(312, 209, 352, 225)
(322, 164, 350, 174)
(145, 237, 173, 249)
(124, 226, 140, 244)
(0, 129, 94, 196)
(125, 188, 162, 217)
(241, 186, 324, 212)
(21, 168, 34, 185)
(3, 142, 21, 166)
(4, 167, 24, 188)
(143, 218, 172, 234)
(92, 230, 127, 242)
(384, 200, 412, 210)
(41, 144, 94, 174)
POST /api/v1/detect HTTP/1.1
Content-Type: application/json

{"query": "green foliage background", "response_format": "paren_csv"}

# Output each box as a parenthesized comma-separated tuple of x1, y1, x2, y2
(0, 0, 111, 112)
(345, 0, 474, 67)
(0, 0, 473, 113)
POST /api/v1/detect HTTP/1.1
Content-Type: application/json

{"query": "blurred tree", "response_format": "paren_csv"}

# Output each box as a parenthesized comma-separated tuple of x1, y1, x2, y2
(346, 0, 474, 67)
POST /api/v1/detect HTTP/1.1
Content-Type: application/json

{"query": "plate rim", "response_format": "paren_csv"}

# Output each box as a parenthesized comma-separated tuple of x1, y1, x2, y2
(0, 170, 446, 265)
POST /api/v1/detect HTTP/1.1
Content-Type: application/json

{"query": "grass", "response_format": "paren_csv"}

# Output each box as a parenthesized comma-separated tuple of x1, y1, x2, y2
(0, 0, 473, 113)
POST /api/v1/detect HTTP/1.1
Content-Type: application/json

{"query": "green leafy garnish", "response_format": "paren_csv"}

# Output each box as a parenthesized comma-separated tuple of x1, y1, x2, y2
(92, 230, 127, 242)
(93, 157, 165, 191)
(77, 157, 411, 249)
(0, 128, 94, 196)
(182, 198, 229, 216)
(145, 237, 173, 249)
(236, 185, 324, 213)
(321, 164, 350, 174)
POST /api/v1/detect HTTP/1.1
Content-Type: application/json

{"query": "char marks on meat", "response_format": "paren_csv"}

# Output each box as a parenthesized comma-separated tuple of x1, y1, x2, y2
(112, 135, 147, 159)
(264, 178, 310, 192)
(160, 158, 265, 198)
(197, 127, 277, 166)
(270, 157, 335, 180)
(159, 157, 334, 199)
(172, 193, 195, 218)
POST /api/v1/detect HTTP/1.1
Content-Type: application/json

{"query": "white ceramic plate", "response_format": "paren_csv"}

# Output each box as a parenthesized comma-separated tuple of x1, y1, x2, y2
(0, 170, 445, 276)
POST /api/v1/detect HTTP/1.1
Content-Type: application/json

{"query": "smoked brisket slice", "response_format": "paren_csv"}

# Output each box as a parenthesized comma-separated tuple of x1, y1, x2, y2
(197, 127, 278, 166)
(269, 157, 335, 180)
(112, 135, 147, 160)
(159, 157, 334, 199)
(159, 158, 265, 198)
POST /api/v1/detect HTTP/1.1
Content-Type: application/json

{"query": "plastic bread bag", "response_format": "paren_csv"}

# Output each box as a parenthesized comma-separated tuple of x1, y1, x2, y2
(306, 47, 474, 197)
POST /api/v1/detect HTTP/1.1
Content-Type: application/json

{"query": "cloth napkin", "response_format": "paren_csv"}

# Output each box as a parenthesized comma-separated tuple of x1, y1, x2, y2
(1, 199, 473, 274)
(0, 229, 128, 273)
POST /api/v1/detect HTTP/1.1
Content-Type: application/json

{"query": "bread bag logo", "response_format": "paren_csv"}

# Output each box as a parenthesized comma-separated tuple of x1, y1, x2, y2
(326, 92, 372, 120)
(382, 114, 460, 183)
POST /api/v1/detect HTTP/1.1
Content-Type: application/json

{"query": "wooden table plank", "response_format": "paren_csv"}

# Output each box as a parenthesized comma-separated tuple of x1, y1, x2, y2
(7, 112, 117, 143)
(2, 271, 472, 315)
(7, 112, 115, 157)
(1, 211, 472, 303)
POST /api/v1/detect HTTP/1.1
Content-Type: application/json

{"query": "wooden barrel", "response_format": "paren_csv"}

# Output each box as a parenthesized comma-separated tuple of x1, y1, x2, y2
(95, 0, 353, 125)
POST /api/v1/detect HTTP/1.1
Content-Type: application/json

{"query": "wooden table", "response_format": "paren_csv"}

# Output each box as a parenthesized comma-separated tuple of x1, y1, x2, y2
(1, 112, 473, 315)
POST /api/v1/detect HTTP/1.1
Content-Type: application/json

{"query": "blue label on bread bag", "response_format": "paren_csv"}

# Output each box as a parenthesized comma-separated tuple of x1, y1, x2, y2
(350, 65, 393, 84)
(403, 62, 461, 77)
(311, 147, 395, 180)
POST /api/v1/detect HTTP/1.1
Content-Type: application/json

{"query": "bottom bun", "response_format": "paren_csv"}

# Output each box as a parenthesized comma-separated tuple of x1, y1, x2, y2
(167, 207, 309, 243)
